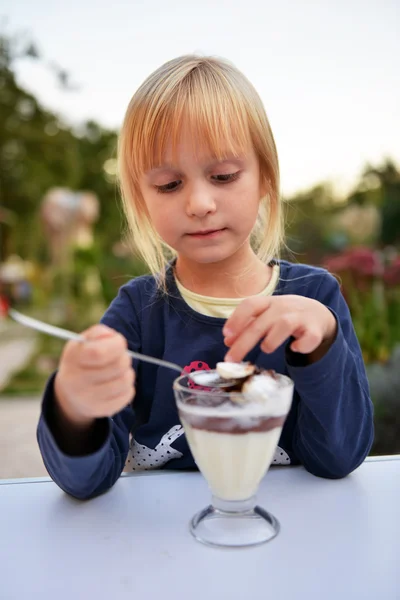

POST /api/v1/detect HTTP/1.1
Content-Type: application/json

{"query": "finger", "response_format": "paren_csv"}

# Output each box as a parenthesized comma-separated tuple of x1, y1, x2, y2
(97, 385, 137, 418)
(89, 385, 136, 418)
(260, 315, 300, 354)
(77, 353, 134, 385)
(223, 297, 272, 340)
(78, 332, 128, 368)
(62, 325, 123, 365)
(83, 324, 116, 340)
(224, 317, 257, 348)
(290, 329, 323, 354)
(88, 369, 135, 407)
(225, 310, 274, 363)
(105, 388, 137, 416)
(62, 339, 84, 363)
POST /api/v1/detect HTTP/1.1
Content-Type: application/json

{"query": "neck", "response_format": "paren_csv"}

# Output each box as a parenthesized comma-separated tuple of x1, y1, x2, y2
(174, 244, 272, 298)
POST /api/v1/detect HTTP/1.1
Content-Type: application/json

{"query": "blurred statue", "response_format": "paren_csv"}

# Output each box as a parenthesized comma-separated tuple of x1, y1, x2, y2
(40, 188, 104, 323)
(41, 188, 99, 267)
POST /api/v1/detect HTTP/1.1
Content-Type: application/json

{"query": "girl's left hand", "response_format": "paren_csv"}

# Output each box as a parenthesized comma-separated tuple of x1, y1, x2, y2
(223, 295, 337, 363)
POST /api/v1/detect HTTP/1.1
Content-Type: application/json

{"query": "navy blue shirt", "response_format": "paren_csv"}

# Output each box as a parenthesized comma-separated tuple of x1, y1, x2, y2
(37, 261, 374, 499)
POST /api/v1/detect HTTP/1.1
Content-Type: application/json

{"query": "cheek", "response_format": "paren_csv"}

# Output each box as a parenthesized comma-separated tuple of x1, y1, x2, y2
(238, 205, 259, 235)
(146, 199, 178, 240)
(228, 180, 260, 226)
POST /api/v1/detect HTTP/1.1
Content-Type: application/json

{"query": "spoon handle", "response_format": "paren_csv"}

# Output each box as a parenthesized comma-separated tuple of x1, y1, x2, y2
(8, 309, 183, 375)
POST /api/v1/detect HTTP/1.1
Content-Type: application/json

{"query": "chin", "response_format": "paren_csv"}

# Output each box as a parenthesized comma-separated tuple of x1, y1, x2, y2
(179, 245, 239, 265)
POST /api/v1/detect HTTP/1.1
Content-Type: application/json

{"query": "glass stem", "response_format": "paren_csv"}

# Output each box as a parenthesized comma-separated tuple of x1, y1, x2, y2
(212, 495, 257, 513)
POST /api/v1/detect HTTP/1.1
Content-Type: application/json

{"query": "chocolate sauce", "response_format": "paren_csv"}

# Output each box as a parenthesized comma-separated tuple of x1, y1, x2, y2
(181, 414, 285, 434)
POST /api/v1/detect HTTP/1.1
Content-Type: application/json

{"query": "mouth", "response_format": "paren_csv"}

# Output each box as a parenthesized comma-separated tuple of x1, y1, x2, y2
(187, 228, 227, 238)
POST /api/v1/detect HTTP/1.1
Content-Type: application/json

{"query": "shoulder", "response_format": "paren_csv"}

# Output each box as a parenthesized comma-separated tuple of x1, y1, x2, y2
(118, 273, 163, 306)
(276, 260, 340, 298)
(101, 273, 166, 332)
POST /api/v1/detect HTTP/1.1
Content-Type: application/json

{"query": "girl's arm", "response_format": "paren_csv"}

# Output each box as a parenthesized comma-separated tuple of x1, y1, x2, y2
(37, 287, 141, 499)
(37, 380, 134, 499)
(286, 273, 374, 478)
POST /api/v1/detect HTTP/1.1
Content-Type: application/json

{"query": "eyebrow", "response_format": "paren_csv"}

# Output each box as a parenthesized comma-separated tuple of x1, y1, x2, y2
(146, 164, 177, 175)
(146, 156, 245, 176)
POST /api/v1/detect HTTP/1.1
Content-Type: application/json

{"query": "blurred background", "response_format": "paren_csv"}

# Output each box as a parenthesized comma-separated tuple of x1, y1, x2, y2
(0, 0, 399, 478)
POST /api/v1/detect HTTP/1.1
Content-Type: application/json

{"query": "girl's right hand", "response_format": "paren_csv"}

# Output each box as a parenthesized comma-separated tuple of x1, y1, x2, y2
(54, 325, 136, 429)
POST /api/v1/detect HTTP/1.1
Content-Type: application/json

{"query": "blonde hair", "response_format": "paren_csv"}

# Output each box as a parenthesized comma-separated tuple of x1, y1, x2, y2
(118, 55, 283, 287)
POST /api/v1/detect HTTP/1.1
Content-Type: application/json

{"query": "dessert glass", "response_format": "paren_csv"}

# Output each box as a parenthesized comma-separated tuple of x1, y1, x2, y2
(173, 370, 294, 548)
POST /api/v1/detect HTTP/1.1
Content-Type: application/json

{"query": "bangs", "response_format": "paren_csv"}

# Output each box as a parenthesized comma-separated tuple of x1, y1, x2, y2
(130, 63, 253, 176)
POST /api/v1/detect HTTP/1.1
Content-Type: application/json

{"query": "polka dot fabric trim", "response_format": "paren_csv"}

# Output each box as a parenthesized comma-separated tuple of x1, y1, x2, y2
(123, 423, 291, 473)
(123, 425, 184, 472)
(272, 446, 291, 465)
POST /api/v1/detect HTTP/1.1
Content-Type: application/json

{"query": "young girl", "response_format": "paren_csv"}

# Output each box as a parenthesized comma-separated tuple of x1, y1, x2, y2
(37, 55, 374, 500)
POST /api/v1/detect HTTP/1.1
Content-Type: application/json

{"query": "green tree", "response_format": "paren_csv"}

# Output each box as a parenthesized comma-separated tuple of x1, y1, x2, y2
(0, 31, 81, 258)
(283, 184, 340, 263)
(371, 161, 400, 246)
(346, 160, 400, 247)
(0, 29, 125, 266)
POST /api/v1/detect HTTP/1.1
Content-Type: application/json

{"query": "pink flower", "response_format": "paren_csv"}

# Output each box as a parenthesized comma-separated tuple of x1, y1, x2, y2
(323, 247, 382, 277)
(323, 254, 352, 273)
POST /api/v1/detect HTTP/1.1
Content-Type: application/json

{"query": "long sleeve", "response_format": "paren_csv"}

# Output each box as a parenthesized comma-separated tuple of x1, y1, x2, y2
(286, 272, 374, 479)
(37, 286, 141, 499)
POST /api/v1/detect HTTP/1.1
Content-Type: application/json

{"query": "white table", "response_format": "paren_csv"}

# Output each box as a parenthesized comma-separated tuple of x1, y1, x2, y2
(0, 457, 399, 600)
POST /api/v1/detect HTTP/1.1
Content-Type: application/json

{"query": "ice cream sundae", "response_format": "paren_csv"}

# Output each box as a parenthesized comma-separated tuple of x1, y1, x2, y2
(173, 362, 294, 547)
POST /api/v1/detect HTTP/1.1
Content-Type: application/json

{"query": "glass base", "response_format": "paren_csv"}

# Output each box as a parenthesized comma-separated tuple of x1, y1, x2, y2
(190, 496, 280, 548)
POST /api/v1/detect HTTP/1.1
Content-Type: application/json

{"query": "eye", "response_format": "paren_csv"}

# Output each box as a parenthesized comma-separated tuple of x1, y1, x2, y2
(211, 172, 240, 184)
(155, 180, 182, 194)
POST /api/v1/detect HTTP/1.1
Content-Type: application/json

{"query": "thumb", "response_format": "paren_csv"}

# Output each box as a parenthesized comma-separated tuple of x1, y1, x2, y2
(82, 324, 116, 341)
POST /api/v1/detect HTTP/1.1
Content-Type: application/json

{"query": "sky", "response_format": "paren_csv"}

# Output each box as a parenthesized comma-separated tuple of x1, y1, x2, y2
(1, 0, 399, 197)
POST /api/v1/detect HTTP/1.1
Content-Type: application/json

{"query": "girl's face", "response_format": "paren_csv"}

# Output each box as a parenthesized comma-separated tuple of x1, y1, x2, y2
(140, 127, 263, 266)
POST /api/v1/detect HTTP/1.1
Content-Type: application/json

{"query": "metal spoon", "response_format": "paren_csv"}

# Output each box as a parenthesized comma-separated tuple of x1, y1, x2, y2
(8, 309, 234, 388)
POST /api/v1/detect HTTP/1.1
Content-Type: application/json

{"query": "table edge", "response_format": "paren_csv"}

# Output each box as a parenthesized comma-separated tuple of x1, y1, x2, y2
(1, 454, 399, 486)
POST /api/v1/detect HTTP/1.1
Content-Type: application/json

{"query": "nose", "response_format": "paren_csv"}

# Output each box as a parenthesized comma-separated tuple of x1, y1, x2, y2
(185, 182, 216, 218)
